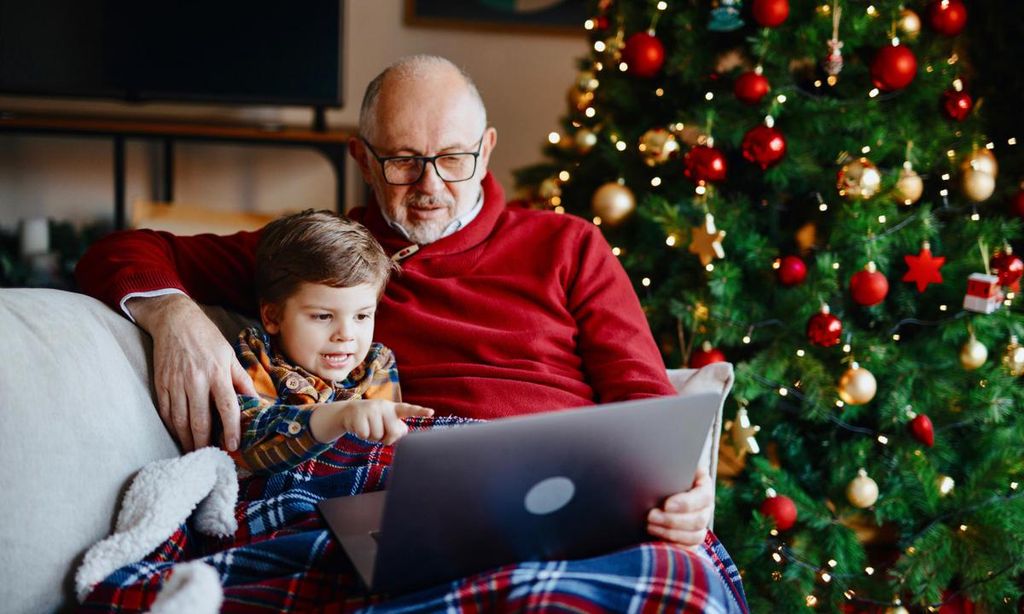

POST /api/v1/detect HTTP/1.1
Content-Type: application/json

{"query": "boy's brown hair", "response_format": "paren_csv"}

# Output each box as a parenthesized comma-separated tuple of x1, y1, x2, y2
(255, 209, 397, 305)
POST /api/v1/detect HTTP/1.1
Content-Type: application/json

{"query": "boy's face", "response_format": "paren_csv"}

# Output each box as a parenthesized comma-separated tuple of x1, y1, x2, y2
(260, 282, 378, 383)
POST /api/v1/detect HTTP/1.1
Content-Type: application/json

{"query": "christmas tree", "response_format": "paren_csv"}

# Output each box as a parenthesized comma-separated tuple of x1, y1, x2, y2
(516, 0, 1024, 611)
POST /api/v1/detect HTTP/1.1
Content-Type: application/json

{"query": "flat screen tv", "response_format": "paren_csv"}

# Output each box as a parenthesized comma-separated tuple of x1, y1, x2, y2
(0, 1, 343, 108)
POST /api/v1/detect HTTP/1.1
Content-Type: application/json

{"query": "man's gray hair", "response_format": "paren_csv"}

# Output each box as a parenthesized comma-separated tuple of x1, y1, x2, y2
(358, 55, 487, 140)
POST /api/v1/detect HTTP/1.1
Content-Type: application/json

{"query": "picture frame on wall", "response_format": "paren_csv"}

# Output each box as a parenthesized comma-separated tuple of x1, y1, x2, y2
(404, 0, 587, 36)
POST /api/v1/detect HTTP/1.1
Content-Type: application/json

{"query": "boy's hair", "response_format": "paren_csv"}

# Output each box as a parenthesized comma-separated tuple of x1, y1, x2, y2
(255, 209, 397, 305)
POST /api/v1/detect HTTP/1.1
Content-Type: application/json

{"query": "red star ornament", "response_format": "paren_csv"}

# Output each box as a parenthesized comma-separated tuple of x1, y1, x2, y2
(902, 244, 946, 292)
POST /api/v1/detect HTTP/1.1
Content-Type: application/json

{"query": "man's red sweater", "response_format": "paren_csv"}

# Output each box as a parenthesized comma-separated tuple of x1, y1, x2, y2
(75, 173, 675, 419)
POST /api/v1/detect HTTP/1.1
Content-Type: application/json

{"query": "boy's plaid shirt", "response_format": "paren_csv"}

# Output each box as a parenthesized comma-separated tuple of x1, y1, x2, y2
(229, 326, 401, 475)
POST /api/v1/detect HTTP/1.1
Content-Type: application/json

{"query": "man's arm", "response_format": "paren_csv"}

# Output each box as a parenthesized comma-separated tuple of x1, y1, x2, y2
(75, 228, 263, 450)
(566, 223, 677, 402)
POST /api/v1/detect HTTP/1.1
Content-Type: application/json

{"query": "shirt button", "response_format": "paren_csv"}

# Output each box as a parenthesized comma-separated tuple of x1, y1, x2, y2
(287, 421, 302, 435)
(285, 377, 300, 390)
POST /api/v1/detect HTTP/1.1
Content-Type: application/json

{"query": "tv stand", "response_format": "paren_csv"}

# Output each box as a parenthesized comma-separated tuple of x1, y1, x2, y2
(0, 113, 355, 229)
(312, 106, 328, 132)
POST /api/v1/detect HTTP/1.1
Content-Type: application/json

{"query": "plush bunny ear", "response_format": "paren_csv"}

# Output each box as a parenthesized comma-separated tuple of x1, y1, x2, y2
(74, 447, 238, 602)
(147, 561, 224, 614)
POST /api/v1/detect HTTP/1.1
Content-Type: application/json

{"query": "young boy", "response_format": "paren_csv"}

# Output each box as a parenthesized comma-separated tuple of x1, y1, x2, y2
(230, 209, 433, 475)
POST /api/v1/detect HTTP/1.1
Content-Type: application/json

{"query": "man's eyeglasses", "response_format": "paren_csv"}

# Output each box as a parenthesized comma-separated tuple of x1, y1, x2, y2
(360, 133, 485, 186)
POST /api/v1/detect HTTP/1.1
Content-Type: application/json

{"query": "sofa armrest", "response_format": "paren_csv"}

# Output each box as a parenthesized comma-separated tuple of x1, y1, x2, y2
(0, 288, 180, 613)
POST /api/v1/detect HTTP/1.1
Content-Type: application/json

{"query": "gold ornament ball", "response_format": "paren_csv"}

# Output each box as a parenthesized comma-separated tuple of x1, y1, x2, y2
(837, 157, 882, 200)
(838, 363, 877, 405)
(567, 86, 595, 113)
(886, 607, 910, 614)
(896, 166, 924, 205)
(638, 128, 680, 167)
(1004, 336, 1024, 377)
(898, 9, 921, 38)
(538, 178, 562, 201)
(959, 335, 988, 371)
(962, 148, 999, 177)
(591, 182, 636, 226)
(961, 168, 996, 202)
(575, 128, 598, 153)
(576, 70, 599, 93)
(847, 469, 880, 508)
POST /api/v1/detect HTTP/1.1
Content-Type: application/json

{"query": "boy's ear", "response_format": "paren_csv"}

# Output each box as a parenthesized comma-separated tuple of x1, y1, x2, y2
(260, 301, 282, 335)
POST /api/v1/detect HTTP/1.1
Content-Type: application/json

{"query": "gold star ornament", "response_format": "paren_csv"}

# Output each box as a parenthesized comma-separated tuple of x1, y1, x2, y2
(689, 213, 726, 266)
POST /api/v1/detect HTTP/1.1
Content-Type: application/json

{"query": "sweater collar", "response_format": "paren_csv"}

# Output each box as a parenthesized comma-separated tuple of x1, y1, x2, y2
(354, 172, 505, 260)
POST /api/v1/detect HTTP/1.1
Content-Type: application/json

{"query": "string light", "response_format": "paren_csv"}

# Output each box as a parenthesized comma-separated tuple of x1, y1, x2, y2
(641, 277, 651, 287)
(827, 560, 837, 568)
(806, 595, 818, 607)
(877, 435, 889, 444)
(878, 215, 887, 223)
(705, 263, 715, 272)
(547, 132, 561, 144)
(836, 400, 845, 408)
(842, 343, 851, 352)
(869, 88, 880, 98)
(584, 19, 595, 30)
(655, 87, 665, 97)
(865, 567, 875, 575)
(558, 170, 570, 181)
(656, 0, 668, 9)
(862, 146, 871, 154)
(695, 185, 707, 195)
(619, 62, 628, 72)
(650, 176, 662, 186)
(593, 41, 606, 52)
(665, 234, 677, 247)
(611, 246, 622, 256)
(705, 91, 714, 101)
(584, 107, 596, 118)
(615, 140, 627, 151)
(776, 94, 787, 104)
(833, 262, 841, 269)
(554, 206, 565, 214)
(797, 349, 806, 357)
(592, 216, 602, 225)
(866, 5, 877, 15)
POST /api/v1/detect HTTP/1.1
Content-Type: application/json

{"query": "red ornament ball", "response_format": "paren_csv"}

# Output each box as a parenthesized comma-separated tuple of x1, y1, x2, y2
(690, 343, 727, 368)
(683, 145, 728, 184)
(850, 265, 889, 306)
(734, 71, 771, 105)
(871, 44, 918, 91)
(942, 89, 973, 121)
(807, 309, 843, 347)
(594, 15, 610, 31)
(742, 124, 787, 169)
(991, 251, 1024, 289)
(777, 255, 807, 286)
(928, 0, 967, 36)
(909, 413, 935, 447)
(751, 0, 790, 27)
(622, 32, 666, 78)
(1011, 190, 1024, 218)
(759, 494, 797, 531)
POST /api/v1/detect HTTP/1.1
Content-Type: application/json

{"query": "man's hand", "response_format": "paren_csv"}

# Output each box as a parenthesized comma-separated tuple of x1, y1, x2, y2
(311, 399, 435, 445)
(646, 467, 714, 547)
(128, 294, 256, 452)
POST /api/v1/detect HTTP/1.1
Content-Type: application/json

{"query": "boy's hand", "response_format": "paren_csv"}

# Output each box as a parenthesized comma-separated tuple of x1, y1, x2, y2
(312, 400, 434, 445)
(646, 467, 714, 548)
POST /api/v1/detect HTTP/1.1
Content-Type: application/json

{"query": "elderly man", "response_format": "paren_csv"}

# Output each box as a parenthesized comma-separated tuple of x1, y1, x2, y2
(76, 55, 746, 611)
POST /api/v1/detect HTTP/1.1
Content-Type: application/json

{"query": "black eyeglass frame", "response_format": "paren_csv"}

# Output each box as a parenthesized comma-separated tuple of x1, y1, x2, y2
(360, 132, 487, 186)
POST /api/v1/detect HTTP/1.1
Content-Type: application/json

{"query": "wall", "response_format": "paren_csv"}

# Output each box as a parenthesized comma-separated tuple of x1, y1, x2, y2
(0, 1, 587, 230)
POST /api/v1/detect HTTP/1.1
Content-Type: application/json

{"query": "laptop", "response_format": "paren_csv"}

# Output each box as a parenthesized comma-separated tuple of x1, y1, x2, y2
(318, 392, 721, 595)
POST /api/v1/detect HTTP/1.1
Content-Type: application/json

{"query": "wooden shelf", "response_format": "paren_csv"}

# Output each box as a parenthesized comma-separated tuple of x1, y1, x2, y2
(0, 112, 356, 228)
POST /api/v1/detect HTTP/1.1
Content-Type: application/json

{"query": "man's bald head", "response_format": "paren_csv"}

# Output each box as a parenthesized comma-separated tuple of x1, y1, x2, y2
(358, 55, 487, 142)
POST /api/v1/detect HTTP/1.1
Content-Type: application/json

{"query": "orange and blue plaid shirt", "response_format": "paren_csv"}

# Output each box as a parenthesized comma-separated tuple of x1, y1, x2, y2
(229, 326, 401, 475)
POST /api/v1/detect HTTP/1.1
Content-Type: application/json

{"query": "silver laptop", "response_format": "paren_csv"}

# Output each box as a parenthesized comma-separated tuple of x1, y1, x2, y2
(318, 392, 720, 595)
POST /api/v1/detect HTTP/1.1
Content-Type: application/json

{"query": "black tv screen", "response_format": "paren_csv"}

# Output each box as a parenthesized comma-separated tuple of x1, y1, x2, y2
(0, 0, 343, 107)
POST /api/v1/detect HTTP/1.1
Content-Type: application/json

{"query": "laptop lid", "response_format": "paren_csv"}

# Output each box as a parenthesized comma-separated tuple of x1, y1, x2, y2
(366, 392, 721, 594)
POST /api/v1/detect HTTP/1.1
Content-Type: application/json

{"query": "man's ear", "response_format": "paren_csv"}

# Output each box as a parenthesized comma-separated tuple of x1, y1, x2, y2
(259, 301, 282, 335)
(348, 137, 374, 185)
(478, 126, 498, 176)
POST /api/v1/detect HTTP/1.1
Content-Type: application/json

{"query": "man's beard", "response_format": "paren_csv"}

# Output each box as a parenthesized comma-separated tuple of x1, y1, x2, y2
(394, 194, 456, 245)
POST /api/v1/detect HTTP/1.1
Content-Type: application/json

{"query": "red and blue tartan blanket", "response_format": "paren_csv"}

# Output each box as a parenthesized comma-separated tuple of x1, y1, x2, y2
(80, 418, 748, 613)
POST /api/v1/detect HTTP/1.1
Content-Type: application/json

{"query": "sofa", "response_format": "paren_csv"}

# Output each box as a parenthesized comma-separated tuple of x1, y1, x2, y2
(0, 287, 724, 613)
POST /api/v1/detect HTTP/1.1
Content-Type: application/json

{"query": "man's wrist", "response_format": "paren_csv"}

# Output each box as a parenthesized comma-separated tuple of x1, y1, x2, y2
(126, 293, 197, 333)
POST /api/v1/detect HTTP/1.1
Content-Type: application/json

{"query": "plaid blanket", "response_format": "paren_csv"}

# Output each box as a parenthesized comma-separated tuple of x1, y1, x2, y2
(80, 418, 748, 613)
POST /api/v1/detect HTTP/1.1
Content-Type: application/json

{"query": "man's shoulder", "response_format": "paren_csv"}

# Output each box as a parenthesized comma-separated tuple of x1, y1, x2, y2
(501, 201, 596, 236)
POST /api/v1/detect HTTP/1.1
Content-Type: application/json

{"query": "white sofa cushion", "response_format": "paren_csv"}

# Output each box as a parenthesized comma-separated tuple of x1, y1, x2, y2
(0, 288, 179, 614)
